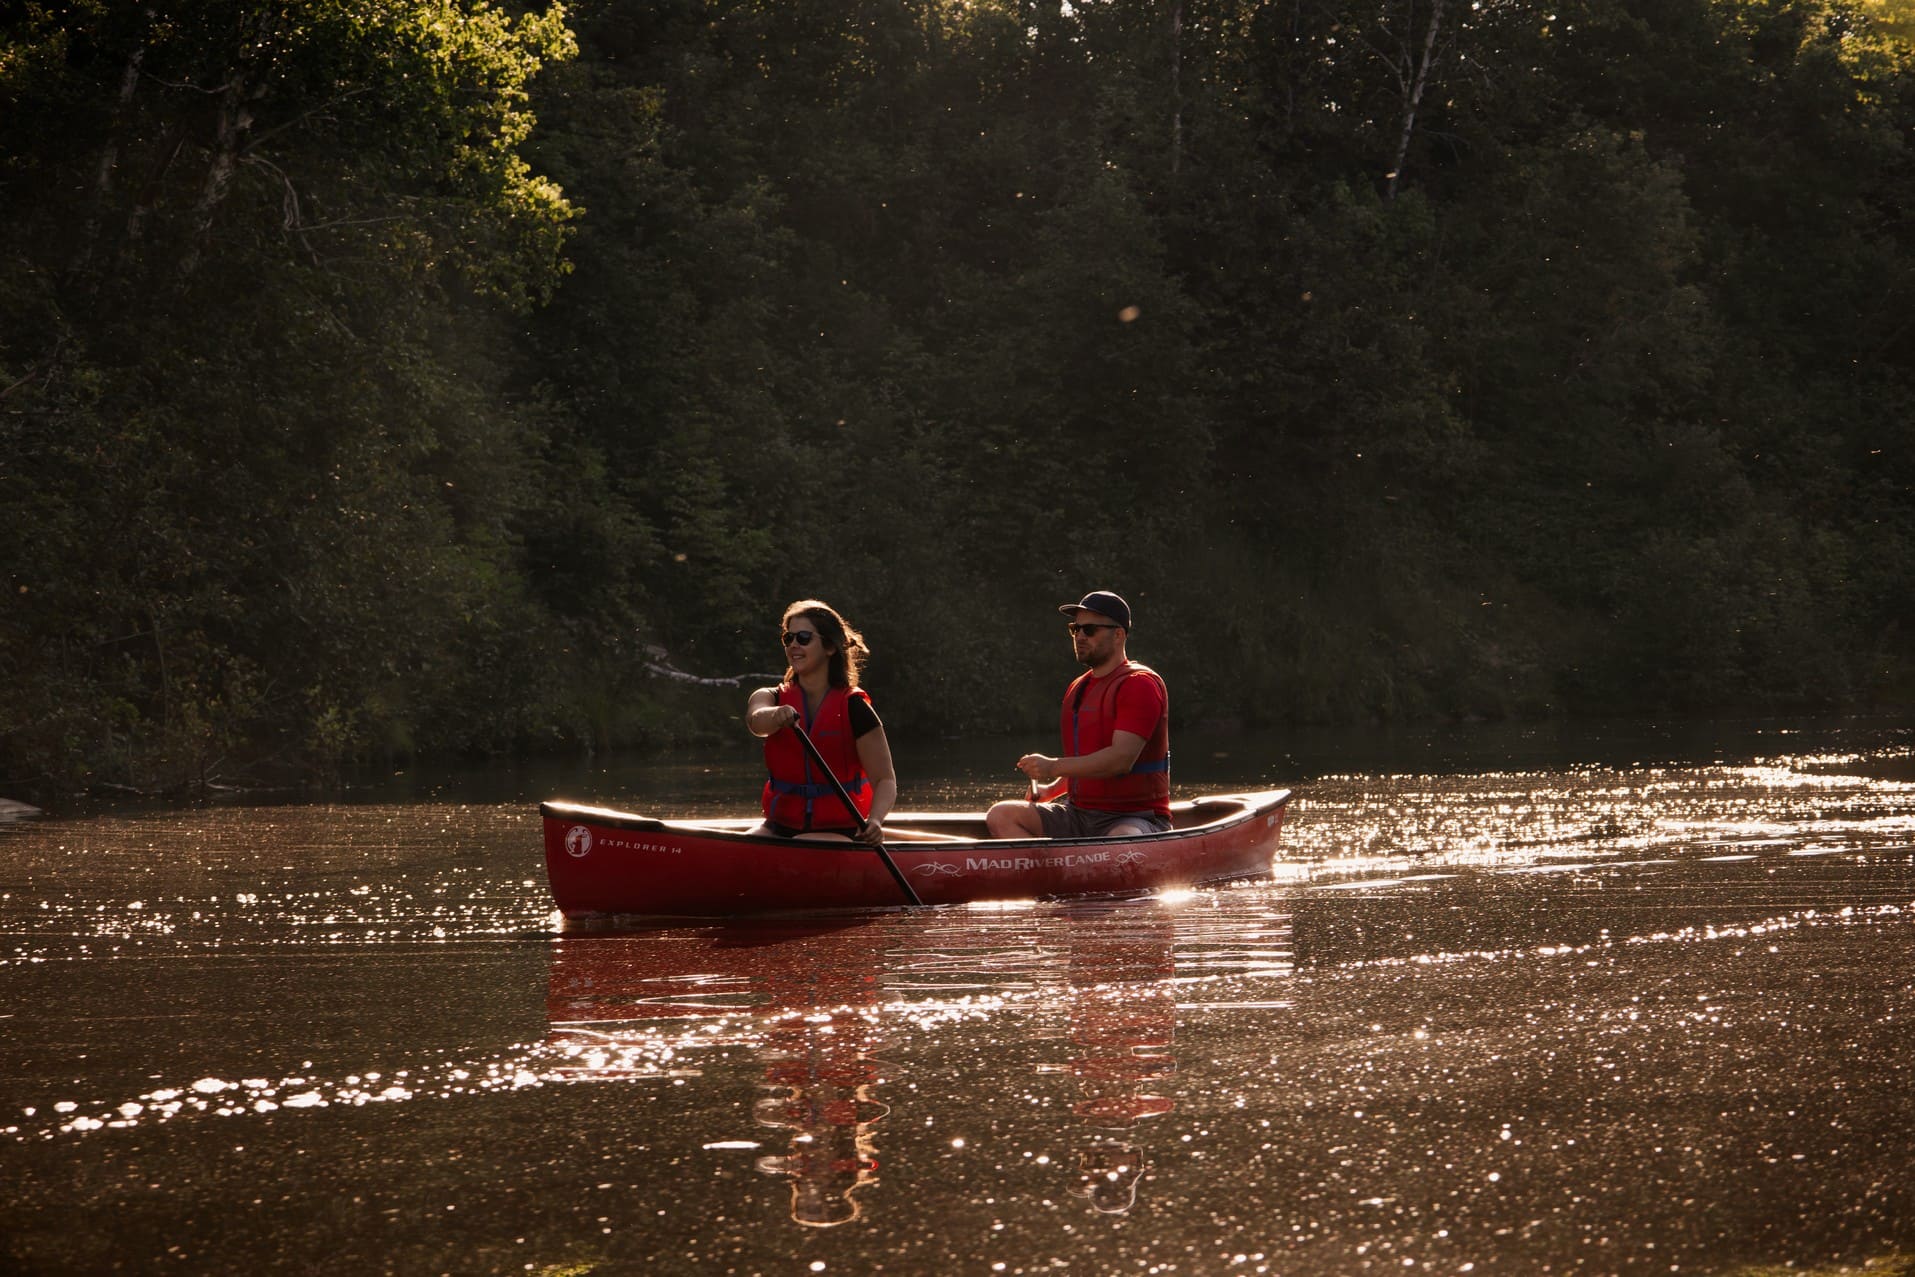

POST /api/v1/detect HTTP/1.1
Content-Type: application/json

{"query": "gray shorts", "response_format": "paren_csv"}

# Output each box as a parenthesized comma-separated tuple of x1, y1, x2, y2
(1035, 797, 1172, 840)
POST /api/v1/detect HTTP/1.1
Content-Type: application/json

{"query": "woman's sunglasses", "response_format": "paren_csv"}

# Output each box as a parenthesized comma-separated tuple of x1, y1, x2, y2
(781, 630, 817, 647)
(1066, 623, 1119, 636)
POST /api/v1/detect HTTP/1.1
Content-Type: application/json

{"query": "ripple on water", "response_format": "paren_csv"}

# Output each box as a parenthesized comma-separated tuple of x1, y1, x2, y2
(3, 734, 1913, 1274)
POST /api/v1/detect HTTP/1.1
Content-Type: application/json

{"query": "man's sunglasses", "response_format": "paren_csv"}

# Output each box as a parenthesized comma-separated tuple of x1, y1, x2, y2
(1066, 623, 1119, 636)
(781, 630, 817, 647)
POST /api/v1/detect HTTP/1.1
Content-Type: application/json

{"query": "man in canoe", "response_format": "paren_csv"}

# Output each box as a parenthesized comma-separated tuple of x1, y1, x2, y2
(746, 599, 899, 845)
(984, 590, 1172, 840)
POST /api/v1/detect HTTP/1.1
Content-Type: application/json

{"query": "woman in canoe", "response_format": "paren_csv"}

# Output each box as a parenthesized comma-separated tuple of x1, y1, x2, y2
(746, 599, 898, 844)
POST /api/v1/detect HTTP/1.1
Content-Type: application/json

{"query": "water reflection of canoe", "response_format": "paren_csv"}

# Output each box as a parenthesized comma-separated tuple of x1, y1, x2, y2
(542, 905, 1201, 1220)
(546, 924, 892, 1226)
(539, 790, 1293, 918)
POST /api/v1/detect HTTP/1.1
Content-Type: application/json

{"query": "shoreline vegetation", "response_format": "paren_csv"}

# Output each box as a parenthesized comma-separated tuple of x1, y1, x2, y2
(4, 1, 1912, 801)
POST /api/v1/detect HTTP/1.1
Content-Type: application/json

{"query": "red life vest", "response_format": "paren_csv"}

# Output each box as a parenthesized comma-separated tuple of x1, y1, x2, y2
(1058, 662, 1170, 815)
(761, 684, 874, 832)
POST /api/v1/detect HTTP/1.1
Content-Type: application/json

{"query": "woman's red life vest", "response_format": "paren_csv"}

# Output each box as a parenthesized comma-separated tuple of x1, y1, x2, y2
(762, 683, 874, 832)
(1058, 662, 1170, 815)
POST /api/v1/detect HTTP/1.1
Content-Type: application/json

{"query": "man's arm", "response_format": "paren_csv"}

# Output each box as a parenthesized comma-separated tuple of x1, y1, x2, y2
(1016, 730, 1147, 784)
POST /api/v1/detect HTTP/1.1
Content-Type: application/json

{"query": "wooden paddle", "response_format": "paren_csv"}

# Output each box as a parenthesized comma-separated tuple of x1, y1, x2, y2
(790, 721, 924, 907)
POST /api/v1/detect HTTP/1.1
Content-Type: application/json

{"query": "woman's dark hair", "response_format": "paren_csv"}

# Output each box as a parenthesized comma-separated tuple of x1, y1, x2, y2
(782, 599, 869, 688)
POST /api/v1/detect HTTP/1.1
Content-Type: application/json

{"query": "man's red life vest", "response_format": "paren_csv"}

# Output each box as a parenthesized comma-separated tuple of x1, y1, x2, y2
(1058, 662, 1170, 815)
(762, 683, 874, 832)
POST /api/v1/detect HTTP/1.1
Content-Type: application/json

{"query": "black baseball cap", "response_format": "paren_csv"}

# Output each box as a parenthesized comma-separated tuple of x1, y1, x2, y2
(1057, 590, 1131, 629)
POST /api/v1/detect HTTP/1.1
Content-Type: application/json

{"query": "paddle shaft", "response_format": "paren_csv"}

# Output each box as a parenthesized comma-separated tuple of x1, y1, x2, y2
(789, 721, 923, 907)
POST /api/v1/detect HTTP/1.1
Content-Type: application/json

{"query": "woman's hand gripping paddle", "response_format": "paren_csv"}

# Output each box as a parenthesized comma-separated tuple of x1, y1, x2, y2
(790, 722, 924, 907)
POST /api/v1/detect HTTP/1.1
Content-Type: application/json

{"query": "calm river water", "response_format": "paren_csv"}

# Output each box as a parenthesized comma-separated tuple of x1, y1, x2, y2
(3, 720, 1913, 1276)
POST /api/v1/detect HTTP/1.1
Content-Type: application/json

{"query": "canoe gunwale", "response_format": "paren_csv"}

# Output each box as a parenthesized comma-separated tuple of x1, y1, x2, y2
(538, 789, 1291, 853)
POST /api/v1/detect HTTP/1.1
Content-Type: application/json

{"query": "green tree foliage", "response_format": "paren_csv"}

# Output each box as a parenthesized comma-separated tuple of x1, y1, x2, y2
(4, 0, 1913, 792)
(2, 1, 579, 788)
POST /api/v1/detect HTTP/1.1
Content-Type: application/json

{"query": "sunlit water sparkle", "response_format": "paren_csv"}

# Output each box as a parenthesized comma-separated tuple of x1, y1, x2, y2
(3, 727, 1912, 1274)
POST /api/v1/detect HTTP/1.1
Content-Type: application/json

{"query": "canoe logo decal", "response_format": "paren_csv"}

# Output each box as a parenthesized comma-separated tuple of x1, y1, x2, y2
(564, 825, 594, 858)
(961, 849, 1113, 873)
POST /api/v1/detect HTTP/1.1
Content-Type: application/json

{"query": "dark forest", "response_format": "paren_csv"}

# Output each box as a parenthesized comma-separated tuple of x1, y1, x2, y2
(3, 0, 1912, 793)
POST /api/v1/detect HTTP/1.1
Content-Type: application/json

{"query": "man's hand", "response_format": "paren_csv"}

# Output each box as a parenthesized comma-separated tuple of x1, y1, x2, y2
(1025, 776, 1066, 802)
(1016, 753, 1061, 783)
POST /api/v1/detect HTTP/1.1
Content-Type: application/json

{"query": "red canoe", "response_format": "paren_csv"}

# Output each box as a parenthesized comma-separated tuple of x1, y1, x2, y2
(539, 790, 1293, 918)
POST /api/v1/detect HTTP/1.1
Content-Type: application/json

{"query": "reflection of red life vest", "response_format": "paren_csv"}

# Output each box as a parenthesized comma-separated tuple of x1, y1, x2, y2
(762, 684, 873, 832)
(1059, 663, 1169, 815)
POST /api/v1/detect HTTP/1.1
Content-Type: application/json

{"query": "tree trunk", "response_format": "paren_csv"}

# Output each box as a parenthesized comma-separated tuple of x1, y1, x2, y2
(70, 10, 154, 279)
(1169, 0, 1184, 176)
(1385, 0, 1445, 203)
(178, 8, 277, 280)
